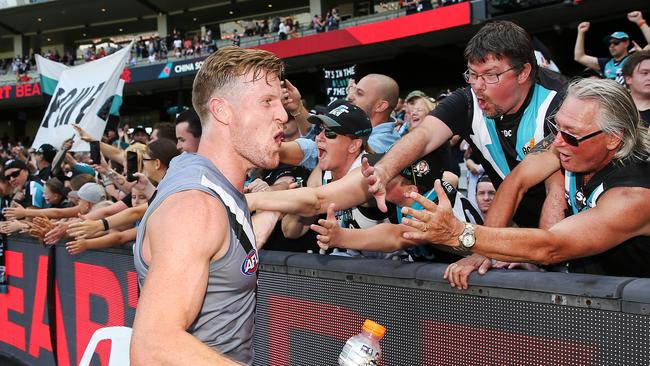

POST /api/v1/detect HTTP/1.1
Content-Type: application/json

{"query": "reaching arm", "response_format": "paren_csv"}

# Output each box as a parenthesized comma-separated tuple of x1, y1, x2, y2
(574, 22, 600, 71)
(4, 205, 81, 220)
(401, 183, 650, 265)
(367, 115, 453, 212)
(67, 204, 147, 239)
(484, 144, 561, 227)
(130, 191, 242, 366)
(279, 141, 305, 166)
(66, 228, 137, 254)
(311, 203, 422, 252)
(252, 211, 283, 250)
(247, 168, 371, 217)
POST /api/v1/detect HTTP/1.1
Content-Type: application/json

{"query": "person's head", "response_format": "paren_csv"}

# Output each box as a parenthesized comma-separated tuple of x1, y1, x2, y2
(409, 97, 436, 129)
(131, 125, 150, 144)
(35, 143, 56, 167)
(69, 173, 96, 191)
(131, 187, 148, 207)
(622, 50, 650, 100)
(142, 138, 180, 184)
(463, 20, 537, 119)
(283, 114, 300, 141)
(191, 46, 287, 170)
(44, 177, 66, 206)
(551, 78, 650, 174)
(3, 159, 28, 188)
(475, 175, 495, 215)
(308, 100, 372, 179)
(76, 182, 107, 215)
(175, 109, 202, 153)
(347, 74, 399, 124)
(607, 31, 630, 60)
(0, 176, 12, 197)
(125, 142, 147, 174)
(150, 122, 176, 143)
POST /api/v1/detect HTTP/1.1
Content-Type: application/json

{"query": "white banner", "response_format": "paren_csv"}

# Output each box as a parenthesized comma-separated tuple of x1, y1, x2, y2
(32, 43, 132, 152)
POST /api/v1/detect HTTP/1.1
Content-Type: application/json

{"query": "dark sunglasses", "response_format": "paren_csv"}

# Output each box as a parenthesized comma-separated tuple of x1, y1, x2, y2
(547, 119, 603, 147)
(609, 40, 622, 46)
(4, 170, 22, 179)
(314, 123, 340, 139)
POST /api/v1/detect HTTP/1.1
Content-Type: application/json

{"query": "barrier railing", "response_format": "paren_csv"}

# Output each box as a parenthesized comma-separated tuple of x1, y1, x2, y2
(1, 236, 649, 365)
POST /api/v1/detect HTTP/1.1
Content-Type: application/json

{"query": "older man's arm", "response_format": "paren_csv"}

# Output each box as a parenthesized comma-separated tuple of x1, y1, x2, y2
(403, 184, 650, 265)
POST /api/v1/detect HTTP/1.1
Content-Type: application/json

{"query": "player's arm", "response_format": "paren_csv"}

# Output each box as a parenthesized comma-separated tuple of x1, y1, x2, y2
(130, 191, 242, 366)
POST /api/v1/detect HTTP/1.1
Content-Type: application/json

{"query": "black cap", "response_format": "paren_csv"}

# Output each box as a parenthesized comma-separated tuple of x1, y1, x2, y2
(364, 150, 445, 193)
(36, 143, 57, 164)
(307, 99, 372, 139)
(4, 159, 27, 172)
(132, 125, 149, 135)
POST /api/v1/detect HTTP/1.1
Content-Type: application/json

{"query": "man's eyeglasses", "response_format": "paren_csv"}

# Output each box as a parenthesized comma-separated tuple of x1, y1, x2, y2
(4, 170, 21, 179)
(463, 66, 516, 85)
(546, 118, 603, 147)
(142, 156, 155, 161)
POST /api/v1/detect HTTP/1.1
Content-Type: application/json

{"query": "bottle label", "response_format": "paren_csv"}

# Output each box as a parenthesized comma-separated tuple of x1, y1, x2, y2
(339, 340, 380, 366)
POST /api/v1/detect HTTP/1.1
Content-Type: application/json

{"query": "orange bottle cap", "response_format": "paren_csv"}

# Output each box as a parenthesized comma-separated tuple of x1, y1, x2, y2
(362, 319, 386, 339)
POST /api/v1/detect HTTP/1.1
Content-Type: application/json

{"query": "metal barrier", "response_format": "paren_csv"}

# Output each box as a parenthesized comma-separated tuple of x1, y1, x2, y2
(1, 236, 649, 365)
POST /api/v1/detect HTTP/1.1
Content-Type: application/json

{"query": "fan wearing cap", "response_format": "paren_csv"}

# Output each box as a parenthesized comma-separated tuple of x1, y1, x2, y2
(131, 125, 150, 144)
(3, 159, 46, 209)
(280, 100, 398, 257)
(574, 11, 650, 85)
(34, 143, 57, 184)
(311, 152, 482, 261)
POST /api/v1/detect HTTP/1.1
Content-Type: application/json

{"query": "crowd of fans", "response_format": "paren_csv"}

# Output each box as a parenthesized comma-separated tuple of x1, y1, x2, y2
(1, 9, 649, 285)
(1, 0, 458, 81)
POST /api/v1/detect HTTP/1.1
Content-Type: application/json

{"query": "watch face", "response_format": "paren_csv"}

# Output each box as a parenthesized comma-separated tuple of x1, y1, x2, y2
(462, 234, 475, 247)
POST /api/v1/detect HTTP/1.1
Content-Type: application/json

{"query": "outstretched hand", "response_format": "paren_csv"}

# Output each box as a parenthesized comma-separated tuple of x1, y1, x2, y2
(361, 157, 388, 213)
(72, 124, 96, 142)
(310, 203, 341, 251)
(399, 179, 464, 245)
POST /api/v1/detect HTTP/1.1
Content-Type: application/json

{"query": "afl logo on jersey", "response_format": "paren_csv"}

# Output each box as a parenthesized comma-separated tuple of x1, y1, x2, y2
(241, 249, 259, 276)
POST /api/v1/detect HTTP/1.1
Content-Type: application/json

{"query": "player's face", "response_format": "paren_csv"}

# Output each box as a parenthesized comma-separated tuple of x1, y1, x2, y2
(230, 72, 288, 170)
